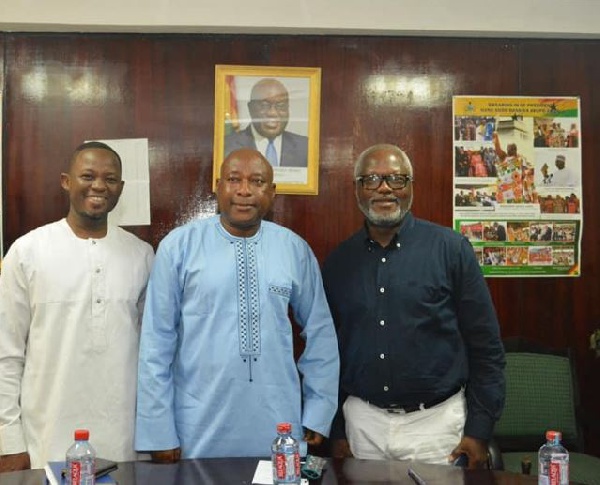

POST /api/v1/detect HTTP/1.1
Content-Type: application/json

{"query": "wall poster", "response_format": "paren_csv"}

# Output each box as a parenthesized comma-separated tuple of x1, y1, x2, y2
(453, 96, 582, 277)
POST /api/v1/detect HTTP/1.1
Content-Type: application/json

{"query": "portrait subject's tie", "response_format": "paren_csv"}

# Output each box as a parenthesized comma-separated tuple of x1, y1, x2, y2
(266, 139, 279, 166)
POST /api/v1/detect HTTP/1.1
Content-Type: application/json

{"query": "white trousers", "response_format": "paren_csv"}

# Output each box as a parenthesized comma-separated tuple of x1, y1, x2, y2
(344, 389, 466, 464)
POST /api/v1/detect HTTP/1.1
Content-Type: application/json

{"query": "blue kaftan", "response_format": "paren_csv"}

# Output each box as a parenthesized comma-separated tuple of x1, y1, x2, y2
(135, 216, 339, 458)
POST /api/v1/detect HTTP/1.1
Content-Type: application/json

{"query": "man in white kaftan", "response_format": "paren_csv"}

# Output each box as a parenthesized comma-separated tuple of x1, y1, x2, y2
(548, 154, 578, 187)
(135, 149, 338, 460)
(0, 142, 154, 471)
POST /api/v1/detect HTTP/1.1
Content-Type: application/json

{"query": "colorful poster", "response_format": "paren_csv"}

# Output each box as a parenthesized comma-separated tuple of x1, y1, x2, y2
(452, 96, 582, 277)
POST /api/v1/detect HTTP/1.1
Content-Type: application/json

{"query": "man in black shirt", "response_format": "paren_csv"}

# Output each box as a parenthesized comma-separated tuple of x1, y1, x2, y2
(322, 144, 505, 469)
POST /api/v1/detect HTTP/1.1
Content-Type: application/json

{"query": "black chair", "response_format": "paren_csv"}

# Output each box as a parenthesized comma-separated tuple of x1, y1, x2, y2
(493, 337, 600, 484)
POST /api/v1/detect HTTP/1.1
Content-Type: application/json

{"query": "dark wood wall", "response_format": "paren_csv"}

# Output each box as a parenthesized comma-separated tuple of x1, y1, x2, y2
(2, 33, 599, 454)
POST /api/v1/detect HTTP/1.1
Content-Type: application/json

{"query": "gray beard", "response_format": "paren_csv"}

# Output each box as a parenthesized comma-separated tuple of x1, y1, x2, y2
(359, 204, 408, 227)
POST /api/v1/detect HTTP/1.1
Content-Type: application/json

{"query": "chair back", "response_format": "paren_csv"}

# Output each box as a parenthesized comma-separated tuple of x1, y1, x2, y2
(494, 351, 583, 452)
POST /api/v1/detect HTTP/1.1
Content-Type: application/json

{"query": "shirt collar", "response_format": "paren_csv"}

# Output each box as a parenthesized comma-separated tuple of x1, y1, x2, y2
(361, 211, 415, 249)
(215, 216, 264, 243)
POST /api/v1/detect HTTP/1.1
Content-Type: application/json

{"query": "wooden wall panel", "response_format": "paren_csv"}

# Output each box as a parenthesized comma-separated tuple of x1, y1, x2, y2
(518, 40, 600, 454)
(2, 33, 600, 455)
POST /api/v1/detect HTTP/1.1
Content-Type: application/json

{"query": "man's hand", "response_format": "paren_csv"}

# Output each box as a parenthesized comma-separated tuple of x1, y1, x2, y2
(448, 436, 488, 469)
(0, 452, 31, 472)
(331, 439, 353, 459)
(303, 428, 324, 447)
(151, 448, 181, 464)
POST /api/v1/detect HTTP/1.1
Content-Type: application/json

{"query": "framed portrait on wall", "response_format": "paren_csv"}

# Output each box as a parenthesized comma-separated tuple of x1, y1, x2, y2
(213, 65, 321, 195)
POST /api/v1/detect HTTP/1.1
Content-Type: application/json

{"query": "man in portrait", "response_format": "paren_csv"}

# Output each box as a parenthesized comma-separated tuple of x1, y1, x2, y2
(548, 154, 578, 187)
(224, 78, 308, 168)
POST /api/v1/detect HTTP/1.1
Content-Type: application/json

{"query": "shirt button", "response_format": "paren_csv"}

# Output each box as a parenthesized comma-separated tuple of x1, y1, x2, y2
(92, 241, 97, 245)
(379, 287, 385, 293)
(381, 257, 386, 263)
(380, 320, 385, 326)
(380, 353, 385, 359)
(96, 299, 102, 304)
(95, 268, 101, 273)
(383, 386, 389, 392)
(396, 242, 401, 248)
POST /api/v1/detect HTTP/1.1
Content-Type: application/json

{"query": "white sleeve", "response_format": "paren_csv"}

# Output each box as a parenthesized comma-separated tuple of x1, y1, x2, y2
(0, 243, 31, 455)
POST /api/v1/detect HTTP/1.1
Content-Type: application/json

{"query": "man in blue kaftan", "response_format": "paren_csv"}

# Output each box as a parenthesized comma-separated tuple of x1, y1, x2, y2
(135, 149, 339, 461)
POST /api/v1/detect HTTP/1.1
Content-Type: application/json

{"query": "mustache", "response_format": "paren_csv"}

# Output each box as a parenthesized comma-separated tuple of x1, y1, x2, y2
(370, 197, 400, 203)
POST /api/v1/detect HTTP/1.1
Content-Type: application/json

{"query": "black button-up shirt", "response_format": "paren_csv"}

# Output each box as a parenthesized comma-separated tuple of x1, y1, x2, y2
(322, 212, 505, 441)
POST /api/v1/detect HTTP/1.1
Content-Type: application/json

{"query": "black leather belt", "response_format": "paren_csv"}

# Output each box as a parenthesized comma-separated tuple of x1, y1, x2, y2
(370, 386, 463, 414)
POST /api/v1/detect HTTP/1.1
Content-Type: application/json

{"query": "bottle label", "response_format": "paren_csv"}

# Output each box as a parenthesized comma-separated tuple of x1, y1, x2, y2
(274, 451, 300, 481)
(70, 461, 81, 485)
(549, 455, 568, 485)
(69, 459, 95, 485)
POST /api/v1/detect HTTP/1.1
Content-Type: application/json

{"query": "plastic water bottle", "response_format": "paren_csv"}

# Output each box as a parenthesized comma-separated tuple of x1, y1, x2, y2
(271, 422, 300, 485)
(66, 429, 96, 485)
(538, 430, 569, 485)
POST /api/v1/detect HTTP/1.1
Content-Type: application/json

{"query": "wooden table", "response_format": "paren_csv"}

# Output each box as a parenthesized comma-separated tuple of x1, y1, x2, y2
(0, 456, 554, 484)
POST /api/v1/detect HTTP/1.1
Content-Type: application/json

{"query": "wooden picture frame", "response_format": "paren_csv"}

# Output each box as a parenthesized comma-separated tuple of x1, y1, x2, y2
(213, 65, 321, 195)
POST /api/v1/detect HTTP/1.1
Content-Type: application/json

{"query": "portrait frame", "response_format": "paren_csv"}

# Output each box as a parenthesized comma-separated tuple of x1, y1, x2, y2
(213, 65, 321, 195)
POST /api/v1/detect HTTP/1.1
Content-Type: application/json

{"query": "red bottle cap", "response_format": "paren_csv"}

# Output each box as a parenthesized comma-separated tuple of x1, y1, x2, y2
(545, 430, 562, 441)
(276, 423, 292, 434)
(74, 429, 90, 440)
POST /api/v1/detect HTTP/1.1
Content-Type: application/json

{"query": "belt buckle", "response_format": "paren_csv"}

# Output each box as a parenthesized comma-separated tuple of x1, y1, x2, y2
(386, 407, 406, 415)
(387, 403, 425, 414)
(385, 404, 407, 414)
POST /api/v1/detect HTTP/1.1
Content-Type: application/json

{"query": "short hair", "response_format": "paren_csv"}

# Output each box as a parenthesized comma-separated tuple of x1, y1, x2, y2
(354, 144, 413, 177)
(250, 78, 289, 102)
(556, 154, 566, 162)
(70, 141, 122, 171)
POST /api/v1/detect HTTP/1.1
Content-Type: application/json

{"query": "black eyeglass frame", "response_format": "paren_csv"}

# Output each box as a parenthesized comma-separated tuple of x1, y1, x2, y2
(355, 173, 414, 190)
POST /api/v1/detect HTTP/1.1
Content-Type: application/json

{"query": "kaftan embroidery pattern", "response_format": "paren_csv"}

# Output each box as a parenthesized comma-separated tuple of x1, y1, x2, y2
(235, 240, 261, 357)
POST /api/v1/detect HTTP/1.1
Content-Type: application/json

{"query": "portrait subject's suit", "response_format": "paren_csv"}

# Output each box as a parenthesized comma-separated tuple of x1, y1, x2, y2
(224, 126, 308, 168)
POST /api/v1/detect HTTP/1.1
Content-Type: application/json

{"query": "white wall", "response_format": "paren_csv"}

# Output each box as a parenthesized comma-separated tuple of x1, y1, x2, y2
(2, 0, 599, 37)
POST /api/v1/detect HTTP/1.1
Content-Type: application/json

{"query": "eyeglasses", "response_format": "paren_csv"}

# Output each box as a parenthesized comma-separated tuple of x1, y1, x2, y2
(250, 100, 289, 113)
(355, 174, 413, 190)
